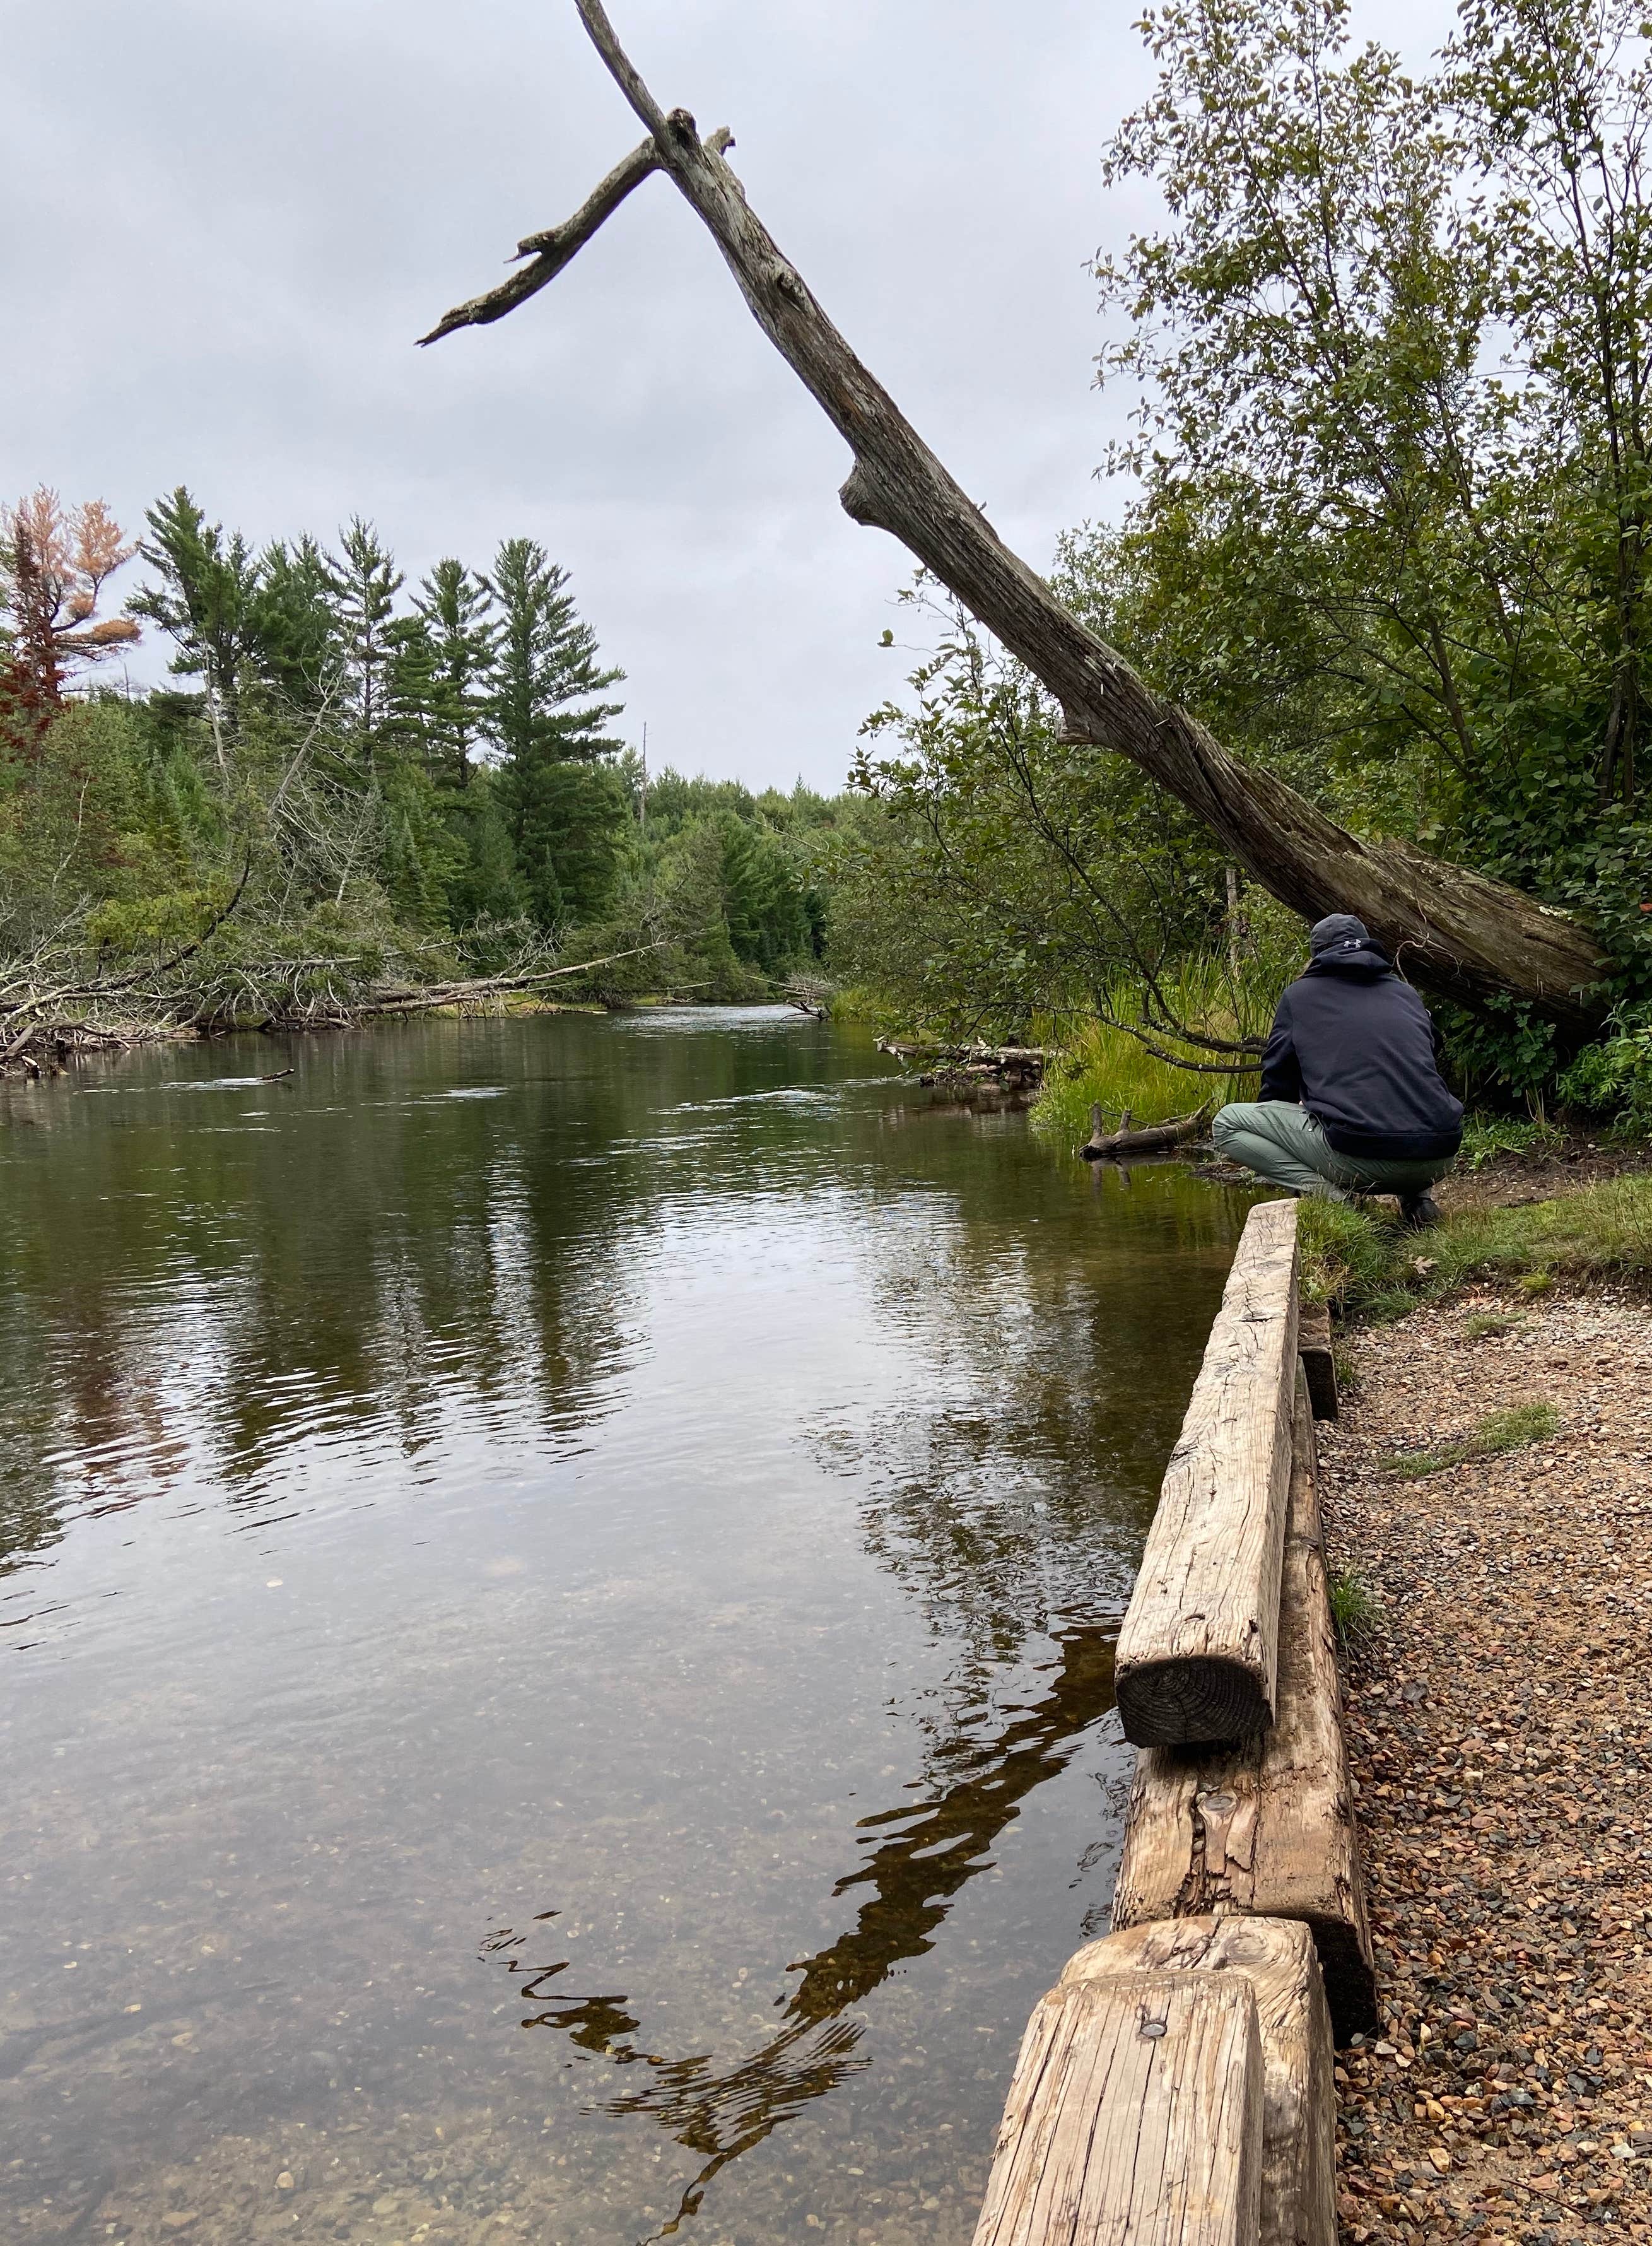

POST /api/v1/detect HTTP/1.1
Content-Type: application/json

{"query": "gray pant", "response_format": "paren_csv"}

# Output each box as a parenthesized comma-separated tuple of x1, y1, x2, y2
(1212, 1102, 1453, 1202)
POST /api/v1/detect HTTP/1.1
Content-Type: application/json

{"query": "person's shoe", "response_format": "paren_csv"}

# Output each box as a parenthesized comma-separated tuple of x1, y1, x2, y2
(1398, 1189, 1441, 1232)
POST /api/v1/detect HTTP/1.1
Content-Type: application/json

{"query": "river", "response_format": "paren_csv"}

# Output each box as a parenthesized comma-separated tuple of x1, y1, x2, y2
(0, 1009, 1251, 2246)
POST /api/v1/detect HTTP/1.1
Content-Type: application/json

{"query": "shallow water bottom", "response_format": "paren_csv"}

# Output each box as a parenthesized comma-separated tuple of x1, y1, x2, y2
(0, 1012, 1250, 2244)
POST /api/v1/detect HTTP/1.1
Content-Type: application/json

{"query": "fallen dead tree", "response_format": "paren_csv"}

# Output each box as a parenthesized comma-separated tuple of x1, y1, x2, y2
(422, 0, 1607, 1030)
(877, 1038, 1050, 1091)
(0, 938, 671, 1074)
(1081, 1098, 1214, 1160)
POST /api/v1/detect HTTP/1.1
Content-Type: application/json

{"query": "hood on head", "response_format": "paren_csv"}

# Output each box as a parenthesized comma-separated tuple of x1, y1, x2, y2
(1304, 913, 1393, 979)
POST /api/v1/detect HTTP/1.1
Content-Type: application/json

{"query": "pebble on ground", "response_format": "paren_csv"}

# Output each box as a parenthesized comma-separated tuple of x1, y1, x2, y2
(1321, 1283, 1652, 2246)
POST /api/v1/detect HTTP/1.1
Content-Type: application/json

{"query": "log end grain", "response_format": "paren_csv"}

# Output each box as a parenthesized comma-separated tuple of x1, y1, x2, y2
(1115, 1654, 1275, 1749)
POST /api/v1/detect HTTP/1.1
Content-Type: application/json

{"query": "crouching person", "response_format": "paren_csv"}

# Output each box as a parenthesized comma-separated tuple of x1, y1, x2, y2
(1213, 914, 1463, 1229)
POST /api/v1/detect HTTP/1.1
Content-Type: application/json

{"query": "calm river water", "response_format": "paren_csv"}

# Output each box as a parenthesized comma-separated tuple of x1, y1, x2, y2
(1, 1010, 1252, 2246)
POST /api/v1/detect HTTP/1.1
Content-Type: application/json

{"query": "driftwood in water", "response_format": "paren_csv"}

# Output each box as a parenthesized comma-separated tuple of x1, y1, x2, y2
(421, 0, 1606, 1028)
(363, 943, 667, 1016)
(878, 1038, 1051, 1068)
(878, 1038, 1048, 1096)
(778, 975, 833, 1019)
(973, 1915, 1334, 2246)
(1114, 1200, 1299, 1747)
(1081, 1098, 1214, 1161)
(1111, 1373, 1377, 2042)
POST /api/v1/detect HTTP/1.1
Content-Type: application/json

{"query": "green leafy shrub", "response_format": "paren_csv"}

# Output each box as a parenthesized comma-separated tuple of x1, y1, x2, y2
(1559, 1012, 1652, 1132)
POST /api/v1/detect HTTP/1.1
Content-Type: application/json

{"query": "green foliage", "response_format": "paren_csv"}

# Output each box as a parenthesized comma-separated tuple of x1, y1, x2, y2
(1559, 1011, 1652, 1132)
(1327, 1570, 1384, 1652)
(1458, 1114, 1563, 1168)
(1, 492, 848, 1040)
(829, 592, 1251, 1050)
(1390, 1401, 1561, 1479)
(1030, 953, 1270, 1139)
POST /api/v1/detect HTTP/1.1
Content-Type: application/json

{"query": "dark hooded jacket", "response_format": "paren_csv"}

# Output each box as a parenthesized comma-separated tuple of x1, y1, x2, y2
(1260, 926, 1464, 1161)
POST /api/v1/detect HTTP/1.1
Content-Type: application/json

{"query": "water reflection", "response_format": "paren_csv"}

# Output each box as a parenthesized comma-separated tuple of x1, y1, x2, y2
(0, 1013, 1251, 2244)
(484, 1624, 1117, 2237)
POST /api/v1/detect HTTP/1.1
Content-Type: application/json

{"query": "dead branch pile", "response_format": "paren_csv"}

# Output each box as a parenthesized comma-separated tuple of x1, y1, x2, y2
(0, 927, 668, 1077)
(876, 1037, 1049, 1090)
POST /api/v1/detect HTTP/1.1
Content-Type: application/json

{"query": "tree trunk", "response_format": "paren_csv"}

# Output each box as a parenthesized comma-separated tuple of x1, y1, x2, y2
(423, 1, 1609, 1029)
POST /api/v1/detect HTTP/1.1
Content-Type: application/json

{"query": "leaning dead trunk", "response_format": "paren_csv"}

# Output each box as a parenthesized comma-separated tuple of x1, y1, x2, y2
(421, 1, 1608, 1030)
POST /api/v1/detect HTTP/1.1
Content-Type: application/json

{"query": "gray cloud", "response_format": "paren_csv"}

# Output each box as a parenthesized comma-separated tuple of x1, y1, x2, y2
(5, 1, 1441, 789)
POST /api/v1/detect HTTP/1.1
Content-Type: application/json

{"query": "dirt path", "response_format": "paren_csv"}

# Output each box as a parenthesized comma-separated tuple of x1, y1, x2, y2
(1320, 1285, 1652, 2244)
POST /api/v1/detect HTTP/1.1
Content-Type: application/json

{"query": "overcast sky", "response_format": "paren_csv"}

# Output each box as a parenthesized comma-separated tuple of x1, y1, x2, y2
(6, 1, 1445, 794)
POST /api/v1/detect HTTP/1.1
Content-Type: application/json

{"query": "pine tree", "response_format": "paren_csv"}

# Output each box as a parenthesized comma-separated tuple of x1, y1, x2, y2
(1, 490, 139, 755)
(251, 536, 341, 714)
(329, 519, 403, 760)
(411, 559, 496, 787)
(483, 539, 627, 927)
(129, 489, 255, 752)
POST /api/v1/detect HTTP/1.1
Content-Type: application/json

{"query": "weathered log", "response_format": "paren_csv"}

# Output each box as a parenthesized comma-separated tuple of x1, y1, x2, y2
(1296, 1302, 1338, 1423)
(974, 1916, 1333, 2246)
(974, 1969, 1263, 2246)
(1114, 1199, 1298, 1746)
(361, 942, 667, 1014)
(877, 1038, 1053, 1066)
(1082, 1098, 1215, 1160)
(422, 3, 1608, 1029)
(1058, 1919, 1336, 2246)
(1111, 1374, 1377, 2042)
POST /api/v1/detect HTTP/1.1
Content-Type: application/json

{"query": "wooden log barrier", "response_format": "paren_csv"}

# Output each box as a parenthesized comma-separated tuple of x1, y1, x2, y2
(1296, 1301, 1338, 1421)
(1114, 1199, 1299, 1746)
(1111, 1372, 1378, 2042)
(971, 1916, 1335, 2246)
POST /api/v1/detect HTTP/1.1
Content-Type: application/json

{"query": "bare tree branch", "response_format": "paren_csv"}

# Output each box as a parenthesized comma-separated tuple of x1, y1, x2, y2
(423, 137, 664, 344)
(418, 0, 1610, 1028)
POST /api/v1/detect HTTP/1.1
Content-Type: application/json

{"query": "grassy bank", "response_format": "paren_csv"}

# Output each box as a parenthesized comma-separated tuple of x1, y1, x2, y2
(1030, 956, 1269, 1140)
(1298, 1175, 1652, 1319)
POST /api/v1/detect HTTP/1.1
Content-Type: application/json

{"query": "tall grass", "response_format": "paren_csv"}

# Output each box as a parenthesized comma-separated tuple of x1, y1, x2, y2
(1031, 954, 1270, 1140)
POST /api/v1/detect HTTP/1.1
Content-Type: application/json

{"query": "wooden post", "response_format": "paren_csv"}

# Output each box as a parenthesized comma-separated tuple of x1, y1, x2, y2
(1114, 1199, 1299, 1746)
(1111, 1373, 1378, 2042)
(973, 1916, 1334, 2246)
(1296, 1300, 1338, 1421)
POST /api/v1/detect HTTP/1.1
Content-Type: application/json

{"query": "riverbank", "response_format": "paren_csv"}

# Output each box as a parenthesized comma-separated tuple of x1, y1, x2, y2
(1312, 1191, 1652, 2243)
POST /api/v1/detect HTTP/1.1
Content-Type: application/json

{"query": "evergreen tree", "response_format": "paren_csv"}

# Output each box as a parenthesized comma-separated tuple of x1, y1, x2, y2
(250, 534, 341, 713)
(411, 558, 496, 787)
(330, 518, 402, 758)
(129, 488, 260, 748)
(484, 539, 627, 927)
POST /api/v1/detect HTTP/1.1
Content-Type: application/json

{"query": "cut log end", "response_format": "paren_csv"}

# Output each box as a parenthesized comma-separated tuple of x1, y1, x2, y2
(1115, 1655, 1274, 1749)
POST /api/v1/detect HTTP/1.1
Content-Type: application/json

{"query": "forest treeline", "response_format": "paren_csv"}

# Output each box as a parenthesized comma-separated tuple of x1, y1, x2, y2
(0, 485, 850, 1065)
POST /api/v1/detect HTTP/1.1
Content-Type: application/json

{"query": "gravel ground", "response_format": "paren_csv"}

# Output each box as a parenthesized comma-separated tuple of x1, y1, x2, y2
(1320, 1284, 1652, 2246)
